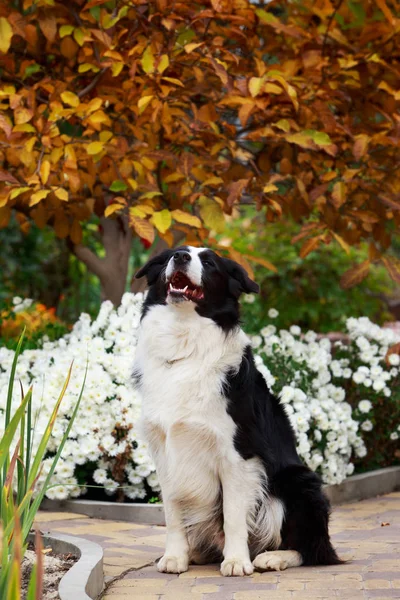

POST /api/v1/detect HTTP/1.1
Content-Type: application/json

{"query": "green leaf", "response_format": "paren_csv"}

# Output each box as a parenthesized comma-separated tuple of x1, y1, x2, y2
(109, 180, 128, 192)
(23, 64, 41, 79)
(176, 28, 195, 47)
(59, 25, 74, 38)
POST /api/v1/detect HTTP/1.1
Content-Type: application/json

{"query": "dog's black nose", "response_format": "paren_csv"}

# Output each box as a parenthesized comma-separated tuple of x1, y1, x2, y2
(173, 250, 191, 265)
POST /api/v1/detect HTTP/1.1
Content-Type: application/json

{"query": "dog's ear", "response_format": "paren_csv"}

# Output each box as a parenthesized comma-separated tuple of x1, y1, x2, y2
(135, 249, 175, 285)
(221, 258, 260, 298)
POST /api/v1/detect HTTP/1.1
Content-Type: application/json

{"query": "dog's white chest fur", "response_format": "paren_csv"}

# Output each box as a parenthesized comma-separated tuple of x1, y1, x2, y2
(136, 303, 247, 429)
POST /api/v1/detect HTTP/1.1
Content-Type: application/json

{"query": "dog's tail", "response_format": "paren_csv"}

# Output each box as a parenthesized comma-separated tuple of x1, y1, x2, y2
(272, 465, 346, 566)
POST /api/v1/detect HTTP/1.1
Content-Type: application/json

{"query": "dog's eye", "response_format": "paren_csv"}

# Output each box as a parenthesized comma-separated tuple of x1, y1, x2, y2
(202, 260, 212, 266)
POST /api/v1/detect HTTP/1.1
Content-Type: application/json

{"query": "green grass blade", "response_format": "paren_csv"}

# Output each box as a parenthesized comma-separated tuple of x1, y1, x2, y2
(22, 361, 87, 541)
(2, 329, 26, 490)
(27, 363, 73, 491)
(25, 396, 32, 495)
(0, 389, 32, 474)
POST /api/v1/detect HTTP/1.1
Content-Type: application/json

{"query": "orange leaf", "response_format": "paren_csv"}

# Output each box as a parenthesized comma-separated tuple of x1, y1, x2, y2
(381, 256, 400, 284)
(39, 15, 57, 43)
(340, 260, 370, 289)
(299, 236, 321, 258)
(70, 219, 82, 244)
(226, 179, 249, 207)
(130, 215, 155, 244)
(228, 248, 254, 279)
(243, 254, 277, 273)
(331, 181, 346, 209)
(353, 135, 369, 161)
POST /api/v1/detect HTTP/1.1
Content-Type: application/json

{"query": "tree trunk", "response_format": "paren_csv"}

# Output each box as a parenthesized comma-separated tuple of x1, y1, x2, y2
(73, 215, 132, 306)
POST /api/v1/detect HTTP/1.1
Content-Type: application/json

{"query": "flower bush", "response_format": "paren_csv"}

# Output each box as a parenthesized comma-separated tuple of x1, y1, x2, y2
(0, 293, 399, 502)
(0, 297, 69, 350)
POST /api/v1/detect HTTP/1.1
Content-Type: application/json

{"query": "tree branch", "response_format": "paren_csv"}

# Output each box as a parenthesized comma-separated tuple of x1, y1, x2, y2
(77, 68, 108, 99)
(72, 243, 106, 279)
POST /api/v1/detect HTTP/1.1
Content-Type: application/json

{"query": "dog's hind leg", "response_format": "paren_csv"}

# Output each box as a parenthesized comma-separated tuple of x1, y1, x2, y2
(253, 549, 302, 571)
(254, 464, 342, 571)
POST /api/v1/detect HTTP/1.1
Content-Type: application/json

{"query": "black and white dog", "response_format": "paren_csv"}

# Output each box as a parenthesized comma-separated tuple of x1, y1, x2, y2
(133, 246, 341, 577)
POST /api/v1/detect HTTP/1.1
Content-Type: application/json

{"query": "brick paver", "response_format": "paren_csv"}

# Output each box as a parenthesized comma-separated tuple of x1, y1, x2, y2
(35, 492, 400, 599)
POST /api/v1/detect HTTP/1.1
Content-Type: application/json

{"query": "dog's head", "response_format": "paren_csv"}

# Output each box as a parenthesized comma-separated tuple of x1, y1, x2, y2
(135, 246, 259, 330)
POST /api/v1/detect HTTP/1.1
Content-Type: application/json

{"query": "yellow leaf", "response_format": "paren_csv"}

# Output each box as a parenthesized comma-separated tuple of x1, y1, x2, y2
(264, 83, 283, 94)
(79, 63, 100, 73)
(128, 178, 138, 190)
(111, 62, 124, 77)
(142, 46, 155, 74)
(61, 91, 80, 107)
(0, 18, 13, 54)
(151, 209, 172, 234)
(86, 141, 104, 155)
(198, 196, 225, 233)
(138, 95, 153, 113)
(249, 77, 264, 97)
(13, 124, 35, 133)
(86, 98, 103, 113)
(171, 209, 202, 228)
(9, 187, 30, 200)
(105, 203, 124, 217)
(14, 107, 33, 125)
(40, 160, 51, 185)
(184, 42, 204, 54)
(54, 188, 68, 201)
(263, 183, 278, 193)
(164, 172, 185, 183)
(73, 27, 84, 46)
(133, 204, 154, 215)
(59, 25, 74, 38)
(130, 215, 155, 244)
(161, 77, 184, 87)
(87, 110, 110, 125)
(157, 54, 169, 74)
(30, 189, 50, 207)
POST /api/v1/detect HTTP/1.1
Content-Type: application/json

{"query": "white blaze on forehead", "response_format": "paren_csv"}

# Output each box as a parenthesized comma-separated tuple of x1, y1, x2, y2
(165, 246, 207, 287)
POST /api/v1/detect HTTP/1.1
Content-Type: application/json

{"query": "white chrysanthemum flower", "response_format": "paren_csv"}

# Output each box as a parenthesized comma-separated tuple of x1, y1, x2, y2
(358, 399, 373, 413)
(388, 353, 400, 366)
(268, 308, 279, 318)
(390, 432, 399, 441)
(361, 420, 373, 432)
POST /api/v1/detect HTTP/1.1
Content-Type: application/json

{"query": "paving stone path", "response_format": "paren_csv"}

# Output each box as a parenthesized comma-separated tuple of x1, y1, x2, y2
(36, 491, 400, 600)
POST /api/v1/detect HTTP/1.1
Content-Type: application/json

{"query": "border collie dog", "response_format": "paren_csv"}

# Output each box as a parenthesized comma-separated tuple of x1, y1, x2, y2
(133, 246, 341, 577)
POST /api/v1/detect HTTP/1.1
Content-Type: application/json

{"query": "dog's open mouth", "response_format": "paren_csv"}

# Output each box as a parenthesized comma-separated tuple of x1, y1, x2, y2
(167, 271, 204, 302)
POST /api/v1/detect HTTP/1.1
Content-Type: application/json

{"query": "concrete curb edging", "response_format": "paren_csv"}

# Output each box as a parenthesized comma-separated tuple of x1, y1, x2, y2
(324, 465, 400, 505)
(41, 466, 400, 525)
(29, 531, 104, 600)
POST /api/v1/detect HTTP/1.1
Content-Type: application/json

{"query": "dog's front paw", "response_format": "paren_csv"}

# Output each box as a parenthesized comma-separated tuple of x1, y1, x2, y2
(220, 558, 254, 577)
(157, 554, 189, 574)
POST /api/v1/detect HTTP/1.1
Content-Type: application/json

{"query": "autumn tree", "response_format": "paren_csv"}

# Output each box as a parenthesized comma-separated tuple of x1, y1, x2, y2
(0, 0, 399, 304)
